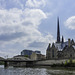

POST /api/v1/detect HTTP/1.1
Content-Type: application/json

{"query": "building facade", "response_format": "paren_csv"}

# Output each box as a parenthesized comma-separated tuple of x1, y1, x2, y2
(21, 50, 33, 58)
(21, 49, 41, 58)
(46, 18, 75, 59)
(31, 52, 46, 60)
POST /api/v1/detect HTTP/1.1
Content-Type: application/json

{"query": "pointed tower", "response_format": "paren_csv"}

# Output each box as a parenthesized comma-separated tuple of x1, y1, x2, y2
(71, 39, 74, 45)
(46, 43, 51, 59)
(47, 43, 51, 50)
(52, 43, 55, 47)
(62, 36, 64, 43)
(57, 17, 60, 43)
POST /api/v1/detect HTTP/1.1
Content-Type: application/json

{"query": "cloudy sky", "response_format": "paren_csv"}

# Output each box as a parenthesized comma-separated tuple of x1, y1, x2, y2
(0, 0, 75, 58)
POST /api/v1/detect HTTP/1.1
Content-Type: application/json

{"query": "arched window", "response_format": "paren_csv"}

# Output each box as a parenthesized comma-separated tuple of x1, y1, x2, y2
(70, 54, 72, 58)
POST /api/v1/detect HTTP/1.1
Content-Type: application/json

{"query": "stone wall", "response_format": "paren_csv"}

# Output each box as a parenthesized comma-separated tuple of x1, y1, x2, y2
(35, 59, 69, 66)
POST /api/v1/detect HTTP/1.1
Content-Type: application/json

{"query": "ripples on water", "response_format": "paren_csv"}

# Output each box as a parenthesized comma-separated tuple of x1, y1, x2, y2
(0, 65, 75, 75)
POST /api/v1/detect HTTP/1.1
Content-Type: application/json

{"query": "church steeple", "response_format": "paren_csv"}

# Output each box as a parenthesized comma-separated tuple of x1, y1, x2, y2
(62, 36, 64, 43)
(57, 17, 60, 43)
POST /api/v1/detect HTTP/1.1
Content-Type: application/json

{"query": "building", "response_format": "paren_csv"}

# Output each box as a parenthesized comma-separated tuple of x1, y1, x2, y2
(21, 49, 41, 58)
(46, 18, 75, 59)
(35, 51, 41, 54)
(31, 52, 46, 60)
(21, 49, 33, 58)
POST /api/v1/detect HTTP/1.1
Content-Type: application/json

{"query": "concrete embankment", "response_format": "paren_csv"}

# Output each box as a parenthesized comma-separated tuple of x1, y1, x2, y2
(35, 59, 69, 66)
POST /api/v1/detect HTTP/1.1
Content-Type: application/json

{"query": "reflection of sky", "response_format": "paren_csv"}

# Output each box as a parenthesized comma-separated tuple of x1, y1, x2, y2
(0, 0, 75, 57)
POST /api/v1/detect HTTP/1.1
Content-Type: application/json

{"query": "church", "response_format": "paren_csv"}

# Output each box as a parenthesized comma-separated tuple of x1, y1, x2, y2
(46, 18, 75, 59)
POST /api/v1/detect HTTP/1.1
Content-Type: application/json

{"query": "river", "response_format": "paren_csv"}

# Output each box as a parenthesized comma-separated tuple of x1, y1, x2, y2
(0, 65, 75, 75)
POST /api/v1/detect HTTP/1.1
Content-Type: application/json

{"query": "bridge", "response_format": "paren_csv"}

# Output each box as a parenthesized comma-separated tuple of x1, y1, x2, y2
(0, 59, 71, 68)
(0, 59, 37, 68)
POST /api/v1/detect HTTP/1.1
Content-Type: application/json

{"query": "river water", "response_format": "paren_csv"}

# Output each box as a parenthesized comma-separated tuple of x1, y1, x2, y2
(0, 65, 75, 75)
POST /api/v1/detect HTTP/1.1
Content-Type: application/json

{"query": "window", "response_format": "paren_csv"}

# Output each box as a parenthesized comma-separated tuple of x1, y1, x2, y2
(70, 54, 72, 58)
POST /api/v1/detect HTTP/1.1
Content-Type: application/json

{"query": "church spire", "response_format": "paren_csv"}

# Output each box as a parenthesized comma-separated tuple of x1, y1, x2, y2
(62, 36, 64, 43)
(57, 17, 60, 43)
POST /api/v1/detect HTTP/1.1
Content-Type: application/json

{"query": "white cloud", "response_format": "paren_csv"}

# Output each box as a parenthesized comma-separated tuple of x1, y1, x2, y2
(65, 16, 75, 29)
(0, 0, 24, 9)
(0, 7, 54, 57)
(0, 50, 17, 58)
(0, 0, 54, 57)
(24, 8, 47, 28)
(0, 8, 47, 33)
(26, 0, 46, 8)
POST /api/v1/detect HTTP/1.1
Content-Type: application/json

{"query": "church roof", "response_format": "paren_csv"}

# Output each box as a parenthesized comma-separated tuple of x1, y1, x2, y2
(47, 43, 51, 50)
(73, 45, 75, 49)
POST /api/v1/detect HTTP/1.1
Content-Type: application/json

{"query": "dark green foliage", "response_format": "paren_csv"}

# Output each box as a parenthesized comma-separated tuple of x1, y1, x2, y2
(24, 55, 29, 57)
(0, 61, 4, 65)
(64, 62, 75, 67)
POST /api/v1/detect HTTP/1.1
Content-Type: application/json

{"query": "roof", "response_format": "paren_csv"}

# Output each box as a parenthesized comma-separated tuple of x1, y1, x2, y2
(73, 45, 75, 49)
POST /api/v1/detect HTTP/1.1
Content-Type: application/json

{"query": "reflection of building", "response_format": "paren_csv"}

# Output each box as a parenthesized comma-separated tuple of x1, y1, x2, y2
(46, 18, 75, 59)
(21, 49, 41, 58)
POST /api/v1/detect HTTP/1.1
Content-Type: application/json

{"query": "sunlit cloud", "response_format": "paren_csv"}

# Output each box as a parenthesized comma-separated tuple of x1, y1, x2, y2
(65, 16, 75, 29)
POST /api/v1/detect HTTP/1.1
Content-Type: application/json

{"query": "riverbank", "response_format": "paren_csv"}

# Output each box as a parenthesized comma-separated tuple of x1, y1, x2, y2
(32, 66, 75, 71)
(34, 64, 75, 70)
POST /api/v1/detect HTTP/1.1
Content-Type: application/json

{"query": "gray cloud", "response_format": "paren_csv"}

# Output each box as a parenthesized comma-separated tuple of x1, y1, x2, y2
(0, 0, 54, 57)
(28, 41, 47, 48)
(0, 32, 26, 41)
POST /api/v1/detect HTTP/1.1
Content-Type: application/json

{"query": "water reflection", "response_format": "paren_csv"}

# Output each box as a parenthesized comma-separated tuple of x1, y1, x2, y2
(0, 66, 75, 75)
